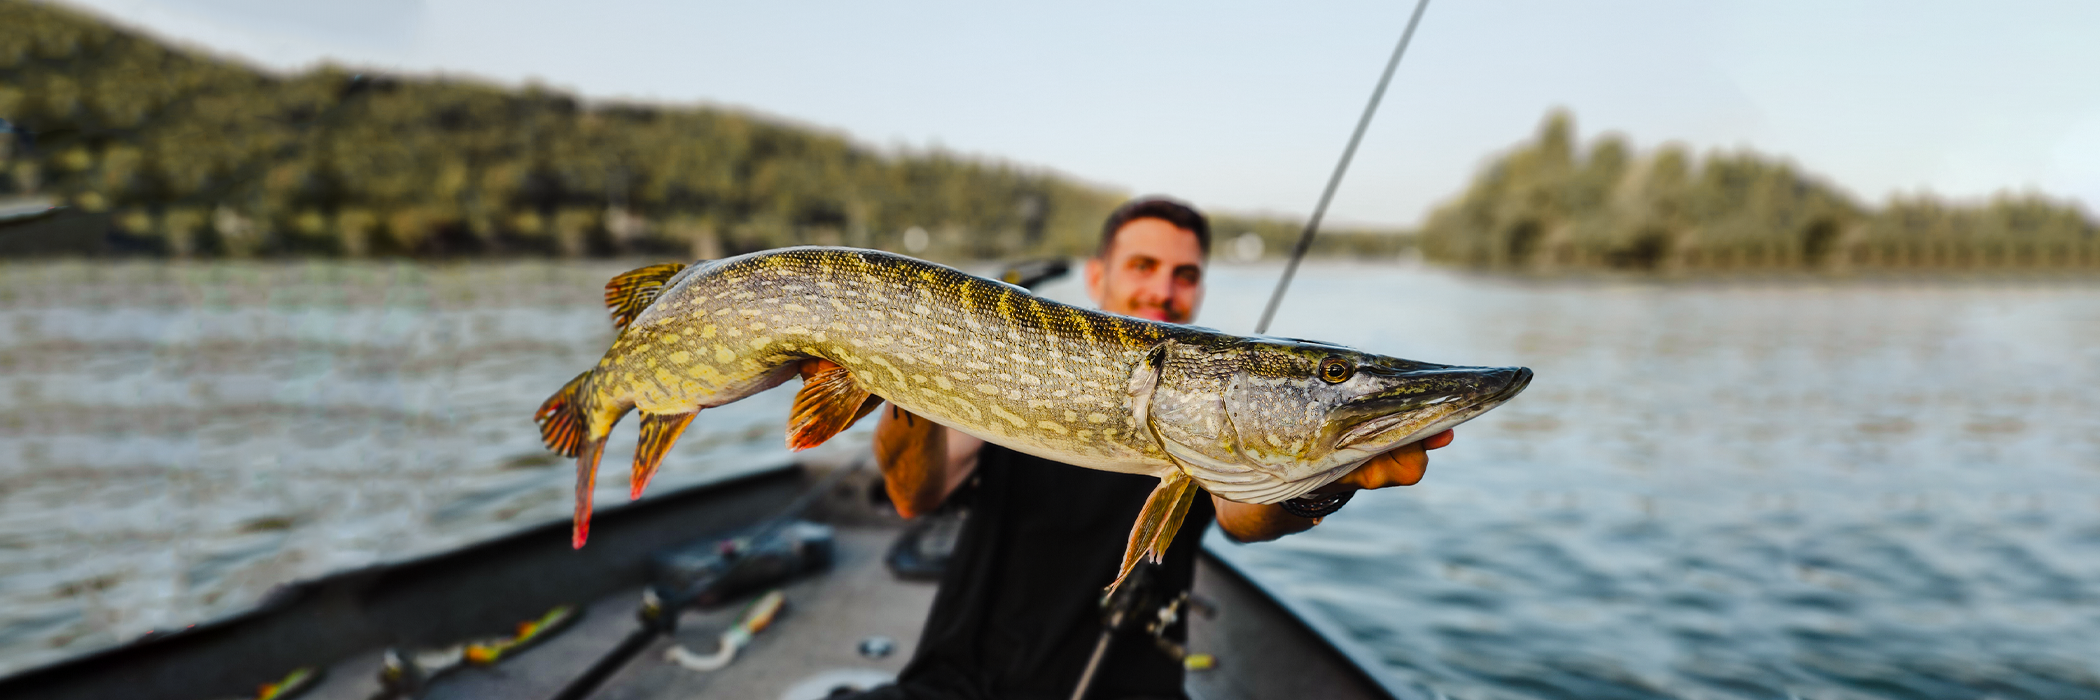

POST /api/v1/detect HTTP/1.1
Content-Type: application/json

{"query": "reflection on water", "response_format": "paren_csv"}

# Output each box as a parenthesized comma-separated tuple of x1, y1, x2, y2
(4, 259, 2099, 698)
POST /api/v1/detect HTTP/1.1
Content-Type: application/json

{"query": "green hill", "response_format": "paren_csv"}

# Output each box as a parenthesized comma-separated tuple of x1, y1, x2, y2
(1421, 111, 2099, 271)
(0, 1, 1133, 259)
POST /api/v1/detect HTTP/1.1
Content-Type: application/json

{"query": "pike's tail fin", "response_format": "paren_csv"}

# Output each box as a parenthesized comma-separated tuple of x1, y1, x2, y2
(536, 370, 634, 548)
(536, 371, 593, 458)
(573, 436, 608, 548)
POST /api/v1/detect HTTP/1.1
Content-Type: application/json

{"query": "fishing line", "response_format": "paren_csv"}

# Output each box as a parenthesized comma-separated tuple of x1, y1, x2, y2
(1252, 0, 1432, 336)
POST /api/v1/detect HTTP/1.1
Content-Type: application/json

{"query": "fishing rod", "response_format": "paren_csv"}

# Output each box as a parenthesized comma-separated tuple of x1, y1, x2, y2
(1252, 0, 1432, 336)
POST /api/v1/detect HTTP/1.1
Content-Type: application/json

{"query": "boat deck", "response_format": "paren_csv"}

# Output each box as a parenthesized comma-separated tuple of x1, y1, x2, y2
(294, 524, 1398, 700)
(298, 527, 933, 700)
(2, 461, 1405, 700)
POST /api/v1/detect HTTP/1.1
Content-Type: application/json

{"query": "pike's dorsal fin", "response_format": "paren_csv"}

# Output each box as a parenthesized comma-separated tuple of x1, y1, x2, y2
(786, 361, 879, 451)
(1108, 471, 1200, 596)
(603, 262, 688, 332)
(632, 411, 697, 500)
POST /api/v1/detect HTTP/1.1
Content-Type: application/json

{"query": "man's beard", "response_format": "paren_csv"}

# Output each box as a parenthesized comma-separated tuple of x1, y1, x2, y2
(1124, 298, 1190, 324)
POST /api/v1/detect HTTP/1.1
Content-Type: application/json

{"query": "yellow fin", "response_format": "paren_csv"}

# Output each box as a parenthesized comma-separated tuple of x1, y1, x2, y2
(1108, 471, 1199, 596)
(786, 361, 877, 451)
(603, 262, 688, 331)
(632, 411, 697, 500)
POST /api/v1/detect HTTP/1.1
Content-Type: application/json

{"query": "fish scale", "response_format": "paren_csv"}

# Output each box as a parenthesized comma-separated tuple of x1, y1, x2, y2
(537, 246, 1533, 592)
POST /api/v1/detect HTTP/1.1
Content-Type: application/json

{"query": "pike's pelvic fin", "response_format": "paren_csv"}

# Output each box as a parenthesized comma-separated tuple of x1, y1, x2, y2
(1108, 472, 1200, 596)
(786, 362, 879, 451)
(536, 371, 592, 458)
(603, 262, 688, 332)
(632, 411, 697, 499)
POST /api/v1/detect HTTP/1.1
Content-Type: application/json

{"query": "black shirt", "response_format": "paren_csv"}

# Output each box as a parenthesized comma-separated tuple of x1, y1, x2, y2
(889, 444, 1218, 700)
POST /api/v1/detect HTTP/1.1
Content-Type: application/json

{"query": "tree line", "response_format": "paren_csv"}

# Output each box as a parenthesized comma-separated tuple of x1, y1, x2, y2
(0, 1, 1144, 261)
(21, 3, 2066, 272)
(1420, 111, 2099, 271)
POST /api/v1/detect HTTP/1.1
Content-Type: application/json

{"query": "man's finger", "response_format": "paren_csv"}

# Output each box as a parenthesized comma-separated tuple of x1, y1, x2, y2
(1380, 449, 1427, 487)
(1424, 429, 1455, 450)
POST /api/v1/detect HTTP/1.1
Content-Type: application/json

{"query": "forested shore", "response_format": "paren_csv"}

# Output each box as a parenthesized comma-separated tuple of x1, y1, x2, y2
(1421, 112, 2098, 271)
(6, 2, 2087, 270)
(0, 2, 1153, 261)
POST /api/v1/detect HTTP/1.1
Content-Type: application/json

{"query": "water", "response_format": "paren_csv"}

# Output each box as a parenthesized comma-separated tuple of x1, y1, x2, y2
(5, 260, 2099, 698)
(0, 261, 802, 675)
(1204, 264, 2100, 699)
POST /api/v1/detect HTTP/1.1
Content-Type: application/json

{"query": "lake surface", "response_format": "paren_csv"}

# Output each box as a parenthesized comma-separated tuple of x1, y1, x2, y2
(3, 259, 2097, 699)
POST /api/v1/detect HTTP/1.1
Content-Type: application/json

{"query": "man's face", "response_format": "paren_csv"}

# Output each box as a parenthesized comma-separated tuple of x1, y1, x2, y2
(1085, 217, 1206, 323)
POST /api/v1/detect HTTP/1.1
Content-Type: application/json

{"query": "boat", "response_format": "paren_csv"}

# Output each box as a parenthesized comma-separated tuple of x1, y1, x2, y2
(0, 453, 1417, 700)
(3, 5, 1450, 692)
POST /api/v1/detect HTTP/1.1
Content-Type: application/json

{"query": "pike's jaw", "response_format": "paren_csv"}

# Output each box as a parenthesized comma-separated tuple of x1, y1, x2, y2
(1326, 367, 1534, 462)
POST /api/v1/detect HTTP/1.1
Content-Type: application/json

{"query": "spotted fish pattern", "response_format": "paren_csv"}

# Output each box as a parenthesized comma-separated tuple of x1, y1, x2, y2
(537, 247, 1533, 591)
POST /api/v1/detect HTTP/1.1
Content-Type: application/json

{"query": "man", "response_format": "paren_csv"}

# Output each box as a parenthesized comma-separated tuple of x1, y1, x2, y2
(853, 197, 1452, 700)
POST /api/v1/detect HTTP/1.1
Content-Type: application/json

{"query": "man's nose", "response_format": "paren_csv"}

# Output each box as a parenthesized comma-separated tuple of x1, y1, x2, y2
(1139, 269, 1177, 302)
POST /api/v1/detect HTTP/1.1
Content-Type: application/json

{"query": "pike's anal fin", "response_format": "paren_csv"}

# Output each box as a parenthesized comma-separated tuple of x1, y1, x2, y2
(1108, 471, 1200, 596)
(573, 437, 609, 549)
(603, 262, 688, 332)
(632, 411, 697, 500)
(785, 361, 876, 451)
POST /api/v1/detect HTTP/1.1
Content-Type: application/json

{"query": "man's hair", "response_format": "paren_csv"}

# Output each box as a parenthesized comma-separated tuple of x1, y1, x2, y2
(1097, 197, 1210, 259)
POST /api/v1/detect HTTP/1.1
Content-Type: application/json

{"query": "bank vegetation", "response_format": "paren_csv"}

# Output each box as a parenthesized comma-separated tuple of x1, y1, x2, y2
(1420, 111, 2099, 271)
(1, 1, 1147, 261)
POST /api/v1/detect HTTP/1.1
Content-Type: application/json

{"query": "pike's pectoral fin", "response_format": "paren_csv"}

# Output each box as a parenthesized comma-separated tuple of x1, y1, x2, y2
(785, 361, 878, 451)
(573, 436, 609, 549)
(631, 411, 697, 500)
(603, 262, 688, 332)
(1107, 471, 1200, 596)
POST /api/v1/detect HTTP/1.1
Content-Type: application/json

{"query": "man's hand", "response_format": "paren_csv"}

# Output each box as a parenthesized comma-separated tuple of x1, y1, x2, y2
(1214, 429, 1455, 542)
(1315, 428, 1453, 493)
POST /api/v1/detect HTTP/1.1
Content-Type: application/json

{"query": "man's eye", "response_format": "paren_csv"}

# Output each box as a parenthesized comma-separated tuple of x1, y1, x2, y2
(1175, 268, 1201, 285)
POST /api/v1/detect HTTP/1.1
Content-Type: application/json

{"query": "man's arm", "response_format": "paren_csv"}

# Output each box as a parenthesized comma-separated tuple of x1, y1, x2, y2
(1214, 429, 1453, 542)
(871, 401, 985, 518)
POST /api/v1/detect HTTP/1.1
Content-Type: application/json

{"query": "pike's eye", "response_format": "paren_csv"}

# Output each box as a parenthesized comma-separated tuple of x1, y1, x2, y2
(1319, 357, 1353, 384)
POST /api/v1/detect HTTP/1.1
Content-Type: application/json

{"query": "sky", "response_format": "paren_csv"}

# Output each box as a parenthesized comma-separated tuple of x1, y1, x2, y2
(54, 0, 2100, 228)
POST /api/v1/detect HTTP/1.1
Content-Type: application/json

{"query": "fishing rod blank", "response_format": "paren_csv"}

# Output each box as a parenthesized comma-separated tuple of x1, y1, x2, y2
(1253, 0, 1432, 336)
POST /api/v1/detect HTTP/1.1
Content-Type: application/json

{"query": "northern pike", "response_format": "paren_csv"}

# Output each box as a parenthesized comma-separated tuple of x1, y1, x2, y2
(537, 247, 1531, 590)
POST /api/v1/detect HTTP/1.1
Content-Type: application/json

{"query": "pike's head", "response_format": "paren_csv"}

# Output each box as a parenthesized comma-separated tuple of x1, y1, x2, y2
(1135, 334, 1531, 504)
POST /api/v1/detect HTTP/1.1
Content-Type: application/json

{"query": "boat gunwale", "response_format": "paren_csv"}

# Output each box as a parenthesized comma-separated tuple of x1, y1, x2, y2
(1198, 544, 1423, 700)
(0, 462, 806, 700)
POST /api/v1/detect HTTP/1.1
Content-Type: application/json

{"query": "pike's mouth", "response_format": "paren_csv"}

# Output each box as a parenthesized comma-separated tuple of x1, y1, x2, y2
(1330, 367, 1533, 450)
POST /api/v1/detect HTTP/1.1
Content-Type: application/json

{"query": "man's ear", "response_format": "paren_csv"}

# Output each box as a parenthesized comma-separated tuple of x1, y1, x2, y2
(1084, 256, 1107, 305)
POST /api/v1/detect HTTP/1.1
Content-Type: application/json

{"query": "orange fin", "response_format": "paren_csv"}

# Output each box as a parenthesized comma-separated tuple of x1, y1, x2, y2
(573, 436, 608, 548)
(603, 262, 687, 332)
(536, 371, 592, 457)
(1107, 472, 1199, 596)
(631, 411, 697, 500)
(786, 362, 876, 451)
